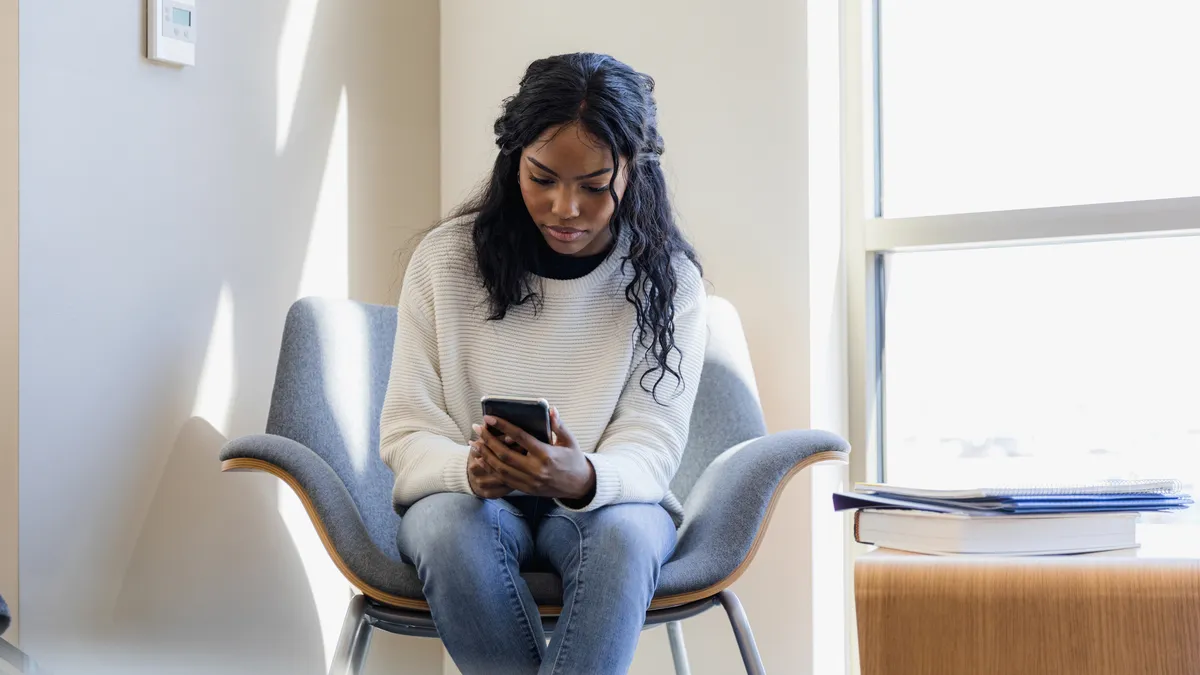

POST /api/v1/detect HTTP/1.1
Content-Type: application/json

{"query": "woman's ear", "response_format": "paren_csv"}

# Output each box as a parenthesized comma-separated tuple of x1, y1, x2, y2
(614, 158, 632, 195)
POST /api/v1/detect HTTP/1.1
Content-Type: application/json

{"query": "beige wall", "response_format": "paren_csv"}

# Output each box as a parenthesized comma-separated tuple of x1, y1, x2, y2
(0, 0, 17, 645)
(441, 6, 812, 427)
(441, 1, 846, 673)
(17, 1, 441, 673)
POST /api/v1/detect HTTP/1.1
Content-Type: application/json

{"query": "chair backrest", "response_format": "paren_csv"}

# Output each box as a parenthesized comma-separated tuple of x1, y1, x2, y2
(0, 593, 10, 636)
(265, 295, 766, 549)
(671, 296, 767, 502)
(266, 299, 401, 557)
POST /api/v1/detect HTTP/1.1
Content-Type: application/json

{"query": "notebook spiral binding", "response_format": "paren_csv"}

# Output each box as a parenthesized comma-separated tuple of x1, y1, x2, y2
(987, 479, 1182, 497)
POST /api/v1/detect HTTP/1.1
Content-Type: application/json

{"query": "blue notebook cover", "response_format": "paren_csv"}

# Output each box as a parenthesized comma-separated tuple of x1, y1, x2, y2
(832, 491, 1192, 514)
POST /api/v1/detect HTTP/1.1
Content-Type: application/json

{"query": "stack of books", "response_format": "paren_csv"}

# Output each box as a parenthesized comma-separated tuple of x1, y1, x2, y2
(833, 479, 1193, 556)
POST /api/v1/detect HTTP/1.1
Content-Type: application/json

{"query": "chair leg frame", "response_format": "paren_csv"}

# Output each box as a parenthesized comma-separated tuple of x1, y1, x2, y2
(0, 638, 42, 674)
(718, 589, 767, 675)
(330, 589, 765, 675)
(668, 590, 766, 675)
(667, 620, 692, 675)
(329, 594, 374, 675)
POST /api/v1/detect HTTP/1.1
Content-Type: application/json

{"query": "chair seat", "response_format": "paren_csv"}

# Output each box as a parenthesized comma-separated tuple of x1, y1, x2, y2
(317, 552, 766, 613)
(320, 560, 711, 611)
(519, 572, 564, 607)
(324, 561, 567, 609)
(221, 428, 850, 614)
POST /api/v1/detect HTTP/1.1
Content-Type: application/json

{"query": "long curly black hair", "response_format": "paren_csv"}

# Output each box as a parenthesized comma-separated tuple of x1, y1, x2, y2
(442, 52, 701, 401)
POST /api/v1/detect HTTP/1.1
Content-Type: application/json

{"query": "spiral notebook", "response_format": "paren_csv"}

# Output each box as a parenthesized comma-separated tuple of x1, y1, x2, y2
(853, 478, 1183, 500)
(833, 479, 1192, 514)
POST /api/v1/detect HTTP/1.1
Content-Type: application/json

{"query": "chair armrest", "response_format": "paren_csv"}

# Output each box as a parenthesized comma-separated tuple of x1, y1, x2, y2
(219, 434, 418, 607)
(655, 430, 849, 599)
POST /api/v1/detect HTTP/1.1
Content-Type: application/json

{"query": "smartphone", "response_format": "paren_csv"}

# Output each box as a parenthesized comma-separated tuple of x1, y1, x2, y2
(480, 396, 552, 449)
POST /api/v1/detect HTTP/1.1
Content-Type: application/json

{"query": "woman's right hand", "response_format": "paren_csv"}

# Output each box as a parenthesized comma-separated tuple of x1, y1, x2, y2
(468, 442, 513, 499)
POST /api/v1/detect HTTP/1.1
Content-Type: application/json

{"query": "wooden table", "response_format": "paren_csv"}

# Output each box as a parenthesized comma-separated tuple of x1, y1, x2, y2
(855, 524, 1200, 675)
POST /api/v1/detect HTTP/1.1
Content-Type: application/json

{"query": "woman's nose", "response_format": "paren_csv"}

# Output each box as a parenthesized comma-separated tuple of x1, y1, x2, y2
(551, 187, 580, 220)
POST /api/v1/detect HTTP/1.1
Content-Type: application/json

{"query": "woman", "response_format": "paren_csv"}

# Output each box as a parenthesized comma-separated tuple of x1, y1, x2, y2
(379, 52, 706, 675)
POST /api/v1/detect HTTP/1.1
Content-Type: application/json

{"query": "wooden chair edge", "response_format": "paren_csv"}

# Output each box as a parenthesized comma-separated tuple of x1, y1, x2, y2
(649, 449, 849, 610)
(222, 448, 850, 617)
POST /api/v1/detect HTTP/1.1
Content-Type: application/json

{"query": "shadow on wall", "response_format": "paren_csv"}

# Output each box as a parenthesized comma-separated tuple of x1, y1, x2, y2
(17, 0, 439, 672)
(111, 417, 329, 675)
(52, 415, 438, 675)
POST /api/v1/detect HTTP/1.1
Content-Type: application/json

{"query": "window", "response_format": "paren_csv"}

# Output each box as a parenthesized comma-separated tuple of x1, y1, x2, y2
(880, 0, 1200, 217)
(882, 237, 1200, 522)
(844, 1, 1200, 525)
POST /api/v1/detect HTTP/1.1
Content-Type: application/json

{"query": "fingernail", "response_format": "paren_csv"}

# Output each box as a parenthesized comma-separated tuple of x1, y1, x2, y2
(472, 423, 482, 434)
(484, 415, 497, 425)
(504, 436, 514, 445)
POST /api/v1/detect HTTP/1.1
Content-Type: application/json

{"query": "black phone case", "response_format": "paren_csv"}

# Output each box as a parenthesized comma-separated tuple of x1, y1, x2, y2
(481, 399, 552, 446)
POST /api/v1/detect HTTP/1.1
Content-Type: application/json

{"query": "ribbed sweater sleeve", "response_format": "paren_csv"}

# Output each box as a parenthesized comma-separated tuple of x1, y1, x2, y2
(557, 267, 706, 513)
(378, 247, 474, 506)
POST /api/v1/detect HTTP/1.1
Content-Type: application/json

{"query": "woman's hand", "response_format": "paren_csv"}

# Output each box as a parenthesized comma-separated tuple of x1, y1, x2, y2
(471, 408, 596, 502)
(467, 445, 514, 499)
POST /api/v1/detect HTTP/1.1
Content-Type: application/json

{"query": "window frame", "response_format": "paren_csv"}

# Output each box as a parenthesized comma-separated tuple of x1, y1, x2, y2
(841, 0, 1200, 490)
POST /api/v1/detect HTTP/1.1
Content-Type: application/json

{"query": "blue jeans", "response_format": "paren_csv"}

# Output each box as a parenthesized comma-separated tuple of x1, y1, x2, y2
(397, 493, 677, 675)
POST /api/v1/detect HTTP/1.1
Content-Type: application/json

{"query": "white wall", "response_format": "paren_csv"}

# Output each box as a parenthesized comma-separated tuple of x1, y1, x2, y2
(441, 2, 847, 673)
(0, 0, 17, 645)
(17, 1, 442, 673)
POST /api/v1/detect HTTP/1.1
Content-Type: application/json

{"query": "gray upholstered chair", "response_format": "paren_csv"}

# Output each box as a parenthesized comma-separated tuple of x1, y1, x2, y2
(219, 297, 849, 675)
(0, 593, 34, 673)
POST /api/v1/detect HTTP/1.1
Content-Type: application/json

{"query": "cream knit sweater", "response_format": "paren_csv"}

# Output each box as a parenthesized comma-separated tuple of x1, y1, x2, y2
(378, 220, 706, 523)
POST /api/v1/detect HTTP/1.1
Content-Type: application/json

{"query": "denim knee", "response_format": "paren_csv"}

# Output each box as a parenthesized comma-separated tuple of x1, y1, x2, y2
(548, 503, 675, 582)
(398, 493, 518, 569)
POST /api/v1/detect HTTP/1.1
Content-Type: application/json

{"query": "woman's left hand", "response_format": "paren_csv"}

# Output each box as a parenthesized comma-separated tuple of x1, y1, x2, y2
(471, 408, 596, 502)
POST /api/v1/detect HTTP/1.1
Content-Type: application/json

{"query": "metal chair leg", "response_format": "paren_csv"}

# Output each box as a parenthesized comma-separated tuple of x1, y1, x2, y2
(329, 594, 374, 675)
(717, 589, 766, 675)
(1, 638, 42, 674)
(666, 621, 692, 675)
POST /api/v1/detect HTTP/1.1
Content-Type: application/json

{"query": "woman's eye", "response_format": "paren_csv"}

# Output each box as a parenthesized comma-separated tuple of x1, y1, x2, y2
(530, 176, 554, 186)
(583, 184, 611, 194)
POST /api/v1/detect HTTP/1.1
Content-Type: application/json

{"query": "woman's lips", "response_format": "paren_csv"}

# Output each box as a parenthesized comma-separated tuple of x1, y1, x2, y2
(545, 225, 586, 242)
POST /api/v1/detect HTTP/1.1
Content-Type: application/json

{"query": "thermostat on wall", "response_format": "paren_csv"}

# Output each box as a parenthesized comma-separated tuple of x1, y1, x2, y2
(148, 0, 196, 66)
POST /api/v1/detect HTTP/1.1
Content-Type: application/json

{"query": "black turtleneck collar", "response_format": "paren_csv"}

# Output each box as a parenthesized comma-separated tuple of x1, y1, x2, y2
(527, 231, 614, 280)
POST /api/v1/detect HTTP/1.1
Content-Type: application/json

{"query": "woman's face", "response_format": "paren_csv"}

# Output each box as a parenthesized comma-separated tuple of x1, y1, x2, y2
(519, 122, 628, 257)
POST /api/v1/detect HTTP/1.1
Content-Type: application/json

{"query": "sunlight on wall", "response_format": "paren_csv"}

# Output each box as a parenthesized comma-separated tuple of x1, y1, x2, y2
(191, 283, 236, 435)
(281, 84, 358, 671)
(807, 0, 846, 439)
(277, 483, 351, 671)
(297, 86, 349, 300)
(276, 0, 322, 153)
(810, 463, 847, 675)
(297, 84, 370, 473)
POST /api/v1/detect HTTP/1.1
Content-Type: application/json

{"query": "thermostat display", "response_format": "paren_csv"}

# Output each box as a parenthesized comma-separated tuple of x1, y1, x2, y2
(148, 0, 196, 67)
